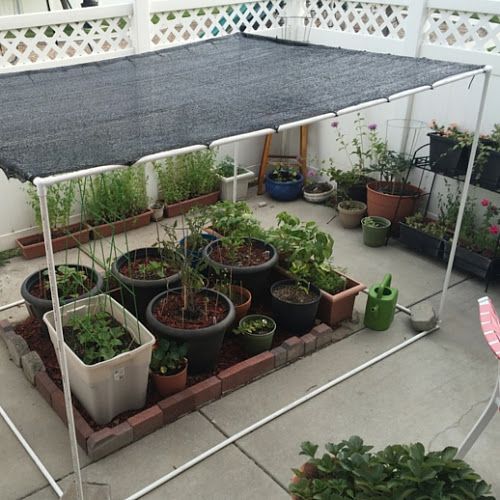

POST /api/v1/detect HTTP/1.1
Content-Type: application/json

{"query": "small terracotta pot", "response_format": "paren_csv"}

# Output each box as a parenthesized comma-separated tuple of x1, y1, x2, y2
(230, 285, 252, 322)
(151, 359, 188, 397)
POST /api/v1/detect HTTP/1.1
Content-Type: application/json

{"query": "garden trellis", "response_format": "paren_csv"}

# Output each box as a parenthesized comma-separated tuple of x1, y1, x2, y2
(0, 26, 492, 500)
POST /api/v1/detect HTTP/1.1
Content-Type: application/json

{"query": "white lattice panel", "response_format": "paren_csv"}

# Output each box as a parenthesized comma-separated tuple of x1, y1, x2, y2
(424, 9, 500, 54)
(0, 15, 132, 69)
(151, 0, 287, 47)
(305, 0, 407, 39)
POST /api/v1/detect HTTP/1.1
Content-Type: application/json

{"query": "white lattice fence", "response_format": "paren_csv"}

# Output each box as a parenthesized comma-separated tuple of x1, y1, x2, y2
(150, 0, 287, 48)
(305, 0, 409, 39)
(0, 6, 133, 70)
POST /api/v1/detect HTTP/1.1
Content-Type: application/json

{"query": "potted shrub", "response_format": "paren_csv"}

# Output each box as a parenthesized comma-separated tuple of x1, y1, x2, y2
(83, 167, 152, 239)
(399, 213, 445, 258)
(265, 165, 304, 201)
(155, 150, 220, 217)
(150, 338, 188, 397)
(216, 156, 254, 201)
(479, 124, 500, 190)
(337, 200, 367, 228)
(271, 279, 320, 334)
(302, 168, 334, 204)
(111, 242, 182, 323)
(361, 216, 391, 247)
(290, 436, 493, 499)
(17, 181, 90, 259)
(21, 264, 103, 323)
(43, 294, 155, 425)
(203, 235, 278, 296)
(146, 259, 235, 373)
(234, 314, 276, 355)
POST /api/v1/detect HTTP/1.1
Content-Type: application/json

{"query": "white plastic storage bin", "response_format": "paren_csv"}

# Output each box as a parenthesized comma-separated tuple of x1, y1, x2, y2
(220, 168, 255, 201)
(44, 294, 155, 425)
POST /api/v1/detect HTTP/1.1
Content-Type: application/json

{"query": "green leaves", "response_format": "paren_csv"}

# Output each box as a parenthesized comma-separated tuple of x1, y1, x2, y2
(150, 338, 187, 375)
(289, 436, 493, 500)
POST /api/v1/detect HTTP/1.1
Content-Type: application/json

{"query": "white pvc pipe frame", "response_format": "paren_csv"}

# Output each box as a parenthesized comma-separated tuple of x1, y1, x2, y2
(22, 65, 490, 499)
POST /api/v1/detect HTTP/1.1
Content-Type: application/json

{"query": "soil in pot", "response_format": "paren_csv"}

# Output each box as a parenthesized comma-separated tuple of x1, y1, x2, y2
(337, 201, 367, 229)
(271, 280, 321, 334)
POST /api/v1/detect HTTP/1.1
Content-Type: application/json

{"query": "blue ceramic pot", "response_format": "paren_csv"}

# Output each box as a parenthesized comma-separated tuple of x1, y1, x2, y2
(265, 171, 304, 201)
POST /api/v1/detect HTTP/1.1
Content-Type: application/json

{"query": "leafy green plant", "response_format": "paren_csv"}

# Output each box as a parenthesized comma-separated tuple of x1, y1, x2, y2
(150, 338, 187, 375)
(404, 213, 446, 239)
(137, 260, 166, 279)
(180, 207, 210, 252)
(0, 248, 20, 267)
(216, 156, 246, 178)
(155, 150, 219, 204)
(67, 311, 132, 365)
(81, 167, 148, 224)
(290, 436, 493, 499)
(40, 265, 90, 300)
(366, 150, 413, 190)
(234, 316, 275, 336)
(27, 181, 76, 231)
(206, 201, 264, 238)
(362, 216, 389, 228)
(268, 165, 301, 182)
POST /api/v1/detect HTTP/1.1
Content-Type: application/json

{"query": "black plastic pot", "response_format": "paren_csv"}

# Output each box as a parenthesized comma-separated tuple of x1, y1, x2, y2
(111, 247, 181, 323)
(20, 264, 103, 323)
(202, 238, 278, 296)
(428, 133, 469, 176)
(146, 287, 235, 373)
(270, 279, 321, 334)
(479, 150, 500, 190)
(443, 241, 497, 280)
(399, 222, 443, 259)
(347, 183, 367, 203)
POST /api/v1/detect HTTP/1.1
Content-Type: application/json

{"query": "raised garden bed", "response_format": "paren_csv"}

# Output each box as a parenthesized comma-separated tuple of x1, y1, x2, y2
(16, 223, 91, 260)
(89, 209, 153, 239)
(165, 191, 220, 218)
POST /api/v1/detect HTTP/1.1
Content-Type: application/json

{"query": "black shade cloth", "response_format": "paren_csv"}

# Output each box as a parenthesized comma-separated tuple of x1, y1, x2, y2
(0, 33, 481, 182)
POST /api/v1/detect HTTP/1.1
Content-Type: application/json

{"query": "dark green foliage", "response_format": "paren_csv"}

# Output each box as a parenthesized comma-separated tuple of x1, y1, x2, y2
(150, 338, 187, 375)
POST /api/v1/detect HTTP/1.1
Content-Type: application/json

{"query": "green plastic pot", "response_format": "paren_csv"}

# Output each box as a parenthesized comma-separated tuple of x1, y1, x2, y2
(361, 216, 391, 247)
(238, 314, 276, 355)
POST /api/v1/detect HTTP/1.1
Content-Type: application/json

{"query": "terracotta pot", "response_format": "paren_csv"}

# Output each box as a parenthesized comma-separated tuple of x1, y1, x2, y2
(229, 285, 252, 322)
(151, 359, 188, 397)
(90, 209, 153, 240)
(366, 182, 423, 224)
(16, 223, 91, 260)
(337, 201, 366, 228)
(165, 191, 220, 218)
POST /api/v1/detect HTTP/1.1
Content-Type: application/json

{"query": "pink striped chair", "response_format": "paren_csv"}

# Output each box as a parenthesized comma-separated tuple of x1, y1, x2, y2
(456, 296, 500, 459)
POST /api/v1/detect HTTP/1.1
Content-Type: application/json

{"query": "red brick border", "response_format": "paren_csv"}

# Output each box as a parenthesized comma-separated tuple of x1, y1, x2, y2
(1, 317, 356, 461)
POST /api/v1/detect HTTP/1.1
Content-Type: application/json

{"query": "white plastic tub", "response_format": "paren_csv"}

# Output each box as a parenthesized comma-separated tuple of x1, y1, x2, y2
(43, 294, 155, 425)
(220, 168, 255, 201)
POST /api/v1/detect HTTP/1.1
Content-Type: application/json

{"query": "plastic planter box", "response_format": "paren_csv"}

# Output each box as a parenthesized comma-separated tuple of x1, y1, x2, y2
(43, 294, 155, 425)
(428, 132, 469, 176)
(220, 168, 255, 201)
(399, 222, 443, 259)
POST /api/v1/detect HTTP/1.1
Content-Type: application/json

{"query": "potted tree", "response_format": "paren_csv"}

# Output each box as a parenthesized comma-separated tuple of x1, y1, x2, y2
(361, 216, 391, 247)
(337, 200, 367, 228)
(271, 279, 321, 334)
(150, 338, 188, 397)
(43, 294, 155, 425)
(216, 156, 255, 201)
(234, 314, 276, 355)
(290, 436, 493, 499)
(17, 181, 90, 259)
(21, 264, 103, 323)
(265, 165, 304, 201)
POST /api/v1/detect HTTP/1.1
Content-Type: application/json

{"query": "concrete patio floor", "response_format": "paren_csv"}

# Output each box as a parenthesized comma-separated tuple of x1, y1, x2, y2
(1, 188, 499, 499)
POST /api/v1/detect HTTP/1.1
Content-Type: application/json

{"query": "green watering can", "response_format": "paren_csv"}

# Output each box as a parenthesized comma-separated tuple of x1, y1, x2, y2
(364, 274, 398, 331)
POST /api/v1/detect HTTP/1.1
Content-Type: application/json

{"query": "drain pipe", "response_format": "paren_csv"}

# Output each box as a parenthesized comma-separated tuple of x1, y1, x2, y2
(0, 406, 63, 498)
(125, 325, 439, 500)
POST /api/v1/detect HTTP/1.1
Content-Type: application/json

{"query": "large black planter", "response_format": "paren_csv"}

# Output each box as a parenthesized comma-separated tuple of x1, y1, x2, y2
(270, 280, 321, 334)
(443, 241, 499, 281)
(146, 288, 235, 373)
(479, 150, 500, 190)
(112, 247, 181, 323)
(202, 238, 278, 296)
(399, 222, 443, 259)
(428, 133, 469, 176)
(20, 264, 103, 323)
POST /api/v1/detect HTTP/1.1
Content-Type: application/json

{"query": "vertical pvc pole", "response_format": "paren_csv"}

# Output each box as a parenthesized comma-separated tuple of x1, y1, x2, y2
(37, 183, 84, 500)
(233, 142, 239, 203)
(438, 69, 492, 319)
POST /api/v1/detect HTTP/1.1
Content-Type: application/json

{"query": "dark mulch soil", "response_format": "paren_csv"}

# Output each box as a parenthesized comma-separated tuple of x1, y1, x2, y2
(272, 283, 319, 304)
(303, 182, 332, 194)
(14, 292, 311, 432)
(118, 257, 178, 280)
(30, 275, 93, 301)
(209, 243, 271, 266)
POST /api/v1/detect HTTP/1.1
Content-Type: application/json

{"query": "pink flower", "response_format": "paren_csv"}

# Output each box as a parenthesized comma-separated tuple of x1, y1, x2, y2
(368, 123, 377, 131)
(331, 121, 339, 128)
(481, 198, 490, 207)
(488, 225, 499, 235)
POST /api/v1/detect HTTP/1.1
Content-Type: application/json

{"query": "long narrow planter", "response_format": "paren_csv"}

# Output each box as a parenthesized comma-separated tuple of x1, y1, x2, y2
(428, 132, 469, 175)
(275, 266, 365, 326)
(90, 209, 153, 240)
(165, 191, 220, 218)
(16, 223, 91, 260)
(399, 222, 444, 259)
(478, 150, 500, 190)
(443, 241, 498, 280)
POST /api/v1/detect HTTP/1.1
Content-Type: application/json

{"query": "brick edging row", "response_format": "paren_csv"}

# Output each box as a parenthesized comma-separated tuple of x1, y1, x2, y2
(0, 319, 346, 461)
